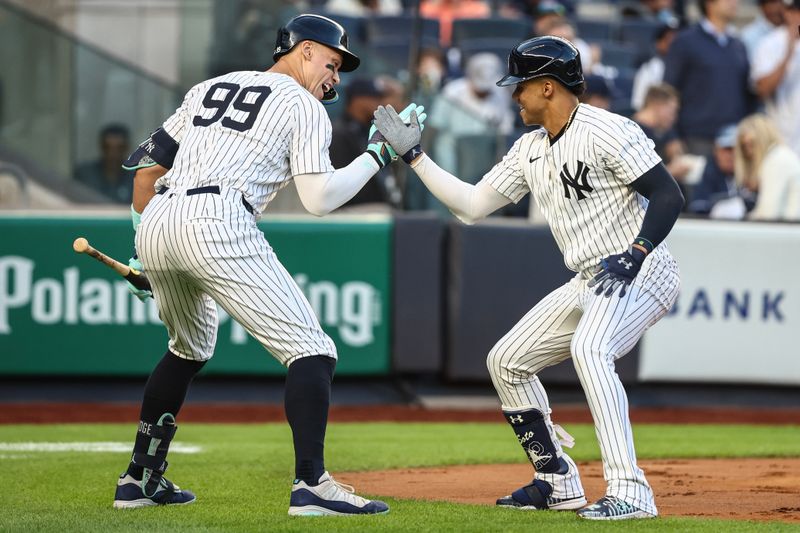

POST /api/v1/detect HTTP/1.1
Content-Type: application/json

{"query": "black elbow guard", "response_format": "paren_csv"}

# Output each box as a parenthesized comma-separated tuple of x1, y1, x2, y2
(123, 128, 179, 170)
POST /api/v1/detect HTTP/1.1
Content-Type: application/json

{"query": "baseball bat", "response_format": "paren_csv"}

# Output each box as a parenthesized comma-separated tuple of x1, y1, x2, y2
(72, 237, 152, 292)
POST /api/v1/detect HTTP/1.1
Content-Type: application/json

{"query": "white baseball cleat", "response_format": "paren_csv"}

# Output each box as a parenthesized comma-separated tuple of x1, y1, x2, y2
(288, 471, 389, 516)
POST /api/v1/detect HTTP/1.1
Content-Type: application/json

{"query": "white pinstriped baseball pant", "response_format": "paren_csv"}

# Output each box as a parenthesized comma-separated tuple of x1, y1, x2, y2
(135, 187, 336, 365)
(487, 246, 680, 515)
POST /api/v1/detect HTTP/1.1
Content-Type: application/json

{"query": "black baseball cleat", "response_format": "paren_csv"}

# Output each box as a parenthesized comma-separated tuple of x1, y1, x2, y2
(576, 495, 656, 520)
(113, 472, 196, 509)
(496, 479, 587, 511)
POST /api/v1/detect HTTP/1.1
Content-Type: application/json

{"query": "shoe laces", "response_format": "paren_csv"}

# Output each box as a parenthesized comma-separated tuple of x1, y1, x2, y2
(599, 496, 636, 515)
(553, 424, 575, 449)
(322, 473, 371, 506)
(328, 474, 356, 495)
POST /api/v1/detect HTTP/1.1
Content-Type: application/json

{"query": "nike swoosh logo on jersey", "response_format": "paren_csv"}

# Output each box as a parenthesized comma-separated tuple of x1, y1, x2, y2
(530, 156, 542, 163)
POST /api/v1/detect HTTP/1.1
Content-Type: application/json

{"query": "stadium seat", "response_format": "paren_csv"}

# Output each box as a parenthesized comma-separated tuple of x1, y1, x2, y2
(574, 18, 615, 43)
(369, 40, 414, 71)
(455, 134, 504, 184)
(458, 37, 520, 67)
(599, 41, 641, 70)
(618, 19, 661, 50)
(364, 15, 440, 45)
(307, 10, 366, 43)
(451, 17, 531, 48)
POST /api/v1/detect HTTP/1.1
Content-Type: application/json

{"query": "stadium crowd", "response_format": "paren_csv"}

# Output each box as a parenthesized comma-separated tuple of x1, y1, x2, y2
(4, 0, 798, 221)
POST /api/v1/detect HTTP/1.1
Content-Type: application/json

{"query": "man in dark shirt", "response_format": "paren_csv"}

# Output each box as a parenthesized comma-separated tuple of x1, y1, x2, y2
(664, 0, 754, 157)
(74, 124, 135, 203)
(329, 78, 395, 207)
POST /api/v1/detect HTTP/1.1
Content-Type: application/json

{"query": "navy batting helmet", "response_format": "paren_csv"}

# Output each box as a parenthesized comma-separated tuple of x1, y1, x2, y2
(496, 36, 584, 90)
(273, 14, 360, 72)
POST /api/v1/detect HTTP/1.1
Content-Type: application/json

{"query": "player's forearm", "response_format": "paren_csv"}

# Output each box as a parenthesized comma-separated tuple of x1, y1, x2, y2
(132, 165, 168, 214)
(410, 154, 508, 224)
(631, 163, 684, 250)
(294, 153, 380, 216)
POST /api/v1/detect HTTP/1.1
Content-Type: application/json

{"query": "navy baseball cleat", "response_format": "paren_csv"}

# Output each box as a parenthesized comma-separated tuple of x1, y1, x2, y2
(577, 495, 656, 520)
(113, 472, 196, 509)
(496, 479, 587, 510)
(288, 471, 389, 516)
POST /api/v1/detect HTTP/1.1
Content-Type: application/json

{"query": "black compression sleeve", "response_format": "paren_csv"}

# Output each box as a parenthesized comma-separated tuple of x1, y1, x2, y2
(630, 162, 685, 250)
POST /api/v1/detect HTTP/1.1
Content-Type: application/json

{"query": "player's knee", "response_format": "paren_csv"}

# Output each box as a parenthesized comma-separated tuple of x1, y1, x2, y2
(570, 335, 608, 370)
(486, 344, 506, 379)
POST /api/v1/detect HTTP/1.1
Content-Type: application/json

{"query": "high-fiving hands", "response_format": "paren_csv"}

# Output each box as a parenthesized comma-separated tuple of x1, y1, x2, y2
(372, 104, 425, 165)
(366, 103, 426, 167)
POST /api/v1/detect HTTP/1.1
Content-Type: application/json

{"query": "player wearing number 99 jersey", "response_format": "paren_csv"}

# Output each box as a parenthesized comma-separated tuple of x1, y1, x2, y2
(110, 14, 424, 515)
(373, 36, 684, 520)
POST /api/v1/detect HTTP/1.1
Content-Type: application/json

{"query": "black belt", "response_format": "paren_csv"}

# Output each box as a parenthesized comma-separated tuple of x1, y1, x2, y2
(157, 186, 254, 215)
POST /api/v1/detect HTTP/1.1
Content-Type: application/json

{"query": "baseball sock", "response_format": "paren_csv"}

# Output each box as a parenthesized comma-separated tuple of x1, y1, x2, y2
(126, 350, 206, 479)
(284, 355, 336, 486)
(503, 408, 565, 474)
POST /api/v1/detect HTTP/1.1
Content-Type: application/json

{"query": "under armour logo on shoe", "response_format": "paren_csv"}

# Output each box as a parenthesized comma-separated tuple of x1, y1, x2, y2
(509, 415, 523, 424)
(617, 257, 633, 270)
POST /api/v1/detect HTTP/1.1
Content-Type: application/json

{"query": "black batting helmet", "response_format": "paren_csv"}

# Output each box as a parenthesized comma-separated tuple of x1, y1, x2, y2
(273, 14, 360, 72)
(497, 36, 584, 90)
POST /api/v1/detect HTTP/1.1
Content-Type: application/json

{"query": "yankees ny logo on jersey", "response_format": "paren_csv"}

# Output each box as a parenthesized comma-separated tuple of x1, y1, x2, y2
(560, 160, 593, 200)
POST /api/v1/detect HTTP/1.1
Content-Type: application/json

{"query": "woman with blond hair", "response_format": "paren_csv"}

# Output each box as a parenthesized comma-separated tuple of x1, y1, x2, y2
(735, 114, 800, 221)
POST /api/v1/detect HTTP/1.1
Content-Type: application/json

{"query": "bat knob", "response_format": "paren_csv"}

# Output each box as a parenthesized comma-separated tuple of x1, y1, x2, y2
(73, 237, 89, 253)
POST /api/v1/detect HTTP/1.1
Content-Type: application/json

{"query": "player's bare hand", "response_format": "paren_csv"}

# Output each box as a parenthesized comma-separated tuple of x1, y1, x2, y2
(587, 248, 646, 298)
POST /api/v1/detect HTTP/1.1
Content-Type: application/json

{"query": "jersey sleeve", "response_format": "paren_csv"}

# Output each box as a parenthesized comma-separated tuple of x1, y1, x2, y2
(596, 116, 662, 185)
(161, 82, 205, 144)
(290, 97, 335, 176)
(480, 136, 529, 203)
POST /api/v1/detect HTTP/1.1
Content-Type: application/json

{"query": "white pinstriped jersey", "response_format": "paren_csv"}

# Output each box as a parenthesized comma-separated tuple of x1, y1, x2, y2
(156, 71, 334, 215)
(484, 104, 662, 273)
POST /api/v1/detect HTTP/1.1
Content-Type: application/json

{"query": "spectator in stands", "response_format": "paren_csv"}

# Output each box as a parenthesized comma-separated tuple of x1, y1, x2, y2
(74, 124, 134, 204)
(428, 53, 515, 174)
(502, 0, 574, 19)
(740, 0, 785, 60)
(751, 0, 800, 156)
(414, 47, 448, 110)
(325, 0, 402, 17)
(421, 0, 490, 47)
(329, 79, 399, 208)
(734, 113, 800, 220)
(687, 124, 747, 216)
(631, 21, 678, 110)
(532, 0, 567, 36)
(663, 0, 754, 158)
(539, 18, 595, 74)
(633, 84, 695, 195)
(580, 74, 614, 109)
(621, 0, 680, 26)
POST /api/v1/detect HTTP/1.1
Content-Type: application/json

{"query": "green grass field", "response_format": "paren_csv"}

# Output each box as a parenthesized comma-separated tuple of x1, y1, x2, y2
(1, 422, 799, 532)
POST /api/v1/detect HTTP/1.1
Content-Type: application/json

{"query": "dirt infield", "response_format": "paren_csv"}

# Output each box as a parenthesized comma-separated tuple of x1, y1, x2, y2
(2, 402, 800, 424)
(342, 459, 800, 523)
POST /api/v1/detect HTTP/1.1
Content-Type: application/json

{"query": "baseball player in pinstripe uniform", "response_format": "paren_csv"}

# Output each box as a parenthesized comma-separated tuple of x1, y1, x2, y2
(374, 36, 683, 520)
(112, 14, 425, 515)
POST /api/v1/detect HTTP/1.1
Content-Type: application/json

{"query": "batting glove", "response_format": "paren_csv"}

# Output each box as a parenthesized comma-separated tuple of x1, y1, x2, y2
(373, 105, 424, 164)
(366, 103, 426, 168)
(127, 255, 152, 301)
(587, 246, 647, 298)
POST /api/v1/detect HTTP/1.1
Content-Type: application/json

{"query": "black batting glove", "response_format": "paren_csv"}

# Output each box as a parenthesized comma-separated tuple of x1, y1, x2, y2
(588, 246, 648, 298)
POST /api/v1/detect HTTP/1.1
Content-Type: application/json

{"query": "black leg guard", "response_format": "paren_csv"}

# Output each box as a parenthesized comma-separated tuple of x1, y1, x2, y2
(133, 412, 177, 498)
(284, 356, 336, 485)
(503, 408, 564, 474)
(128, 350, 205, 481)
